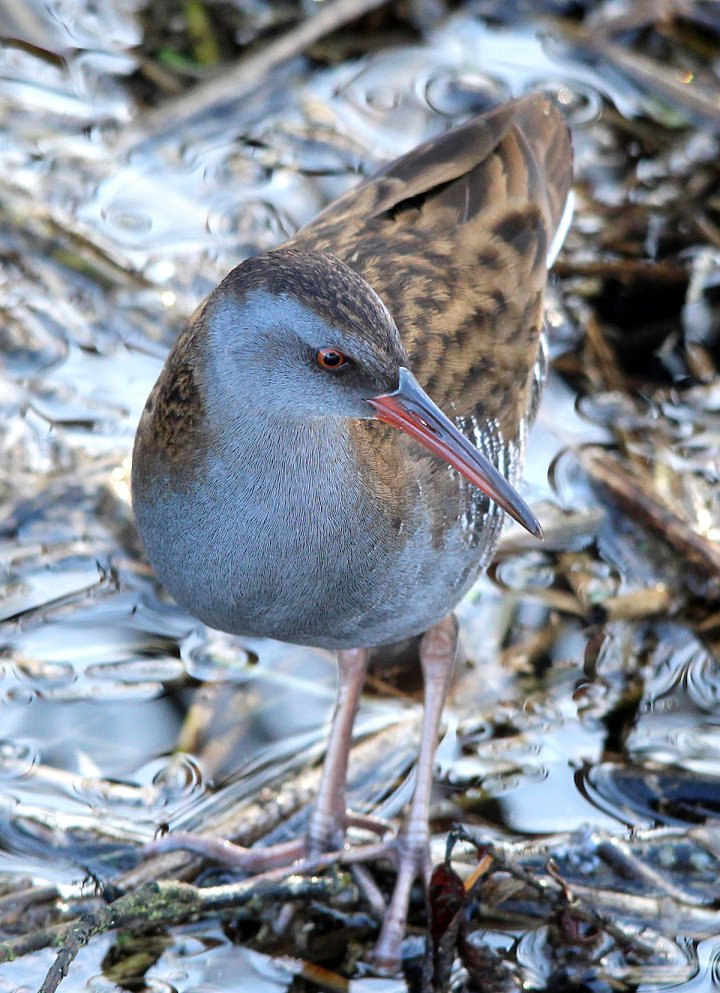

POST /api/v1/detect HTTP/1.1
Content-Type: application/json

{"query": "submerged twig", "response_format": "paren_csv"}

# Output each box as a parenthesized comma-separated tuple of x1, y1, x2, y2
(121, 0, 392, 150)
(596, 836, 716, 906)
(30, 876, 338, 993)
(450, 829, 660, 957)
(551, 19, 720, 128)
(579, 447, 720, 596)
(0, 885, 59, 924)
(591, 585, 675, 622)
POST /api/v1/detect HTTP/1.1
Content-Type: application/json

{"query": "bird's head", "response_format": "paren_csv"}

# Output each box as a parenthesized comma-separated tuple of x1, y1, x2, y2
(198, 248, 541, 537)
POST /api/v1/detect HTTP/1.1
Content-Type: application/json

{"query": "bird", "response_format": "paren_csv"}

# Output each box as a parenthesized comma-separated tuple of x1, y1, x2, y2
(132, 92, 573, 971)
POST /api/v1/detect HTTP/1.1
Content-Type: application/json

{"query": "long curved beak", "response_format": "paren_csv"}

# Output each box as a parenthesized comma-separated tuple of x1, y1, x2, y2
(368, 367, 542, 539)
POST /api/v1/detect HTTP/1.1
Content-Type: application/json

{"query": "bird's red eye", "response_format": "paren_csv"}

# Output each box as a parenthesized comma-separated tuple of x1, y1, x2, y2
(316, 348, 348, 370)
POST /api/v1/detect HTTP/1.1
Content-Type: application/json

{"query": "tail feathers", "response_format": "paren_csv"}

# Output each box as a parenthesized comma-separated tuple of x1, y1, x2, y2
(369, 93, 573, 256)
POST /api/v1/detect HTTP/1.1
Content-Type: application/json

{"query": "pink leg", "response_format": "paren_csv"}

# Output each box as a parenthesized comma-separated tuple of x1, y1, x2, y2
(144, 620, 457, 965)
(145, 647, 372, 870)
(307, 647, 370, 855)
(373, 614, 458, 972)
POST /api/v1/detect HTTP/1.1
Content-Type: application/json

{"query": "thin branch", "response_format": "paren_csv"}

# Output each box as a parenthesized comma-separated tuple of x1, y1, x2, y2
(120, 0, 392, 151)
(0, 875, 338, 993)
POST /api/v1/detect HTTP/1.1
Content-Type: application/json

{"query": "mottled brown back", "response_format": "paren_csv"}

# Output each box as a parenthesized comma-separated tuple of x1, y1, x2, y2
(285, 94, 573, 441)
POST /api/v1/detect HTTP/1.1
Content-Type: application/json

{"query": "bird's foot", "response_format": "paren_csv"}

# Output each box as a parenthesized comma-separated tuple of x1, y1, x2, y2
(143, 827, 394, 918)
(142, 809, 394, 873)
(143, 817, 431, 971)
(142, 832, 307, 872)
(307, 810, 395, 858)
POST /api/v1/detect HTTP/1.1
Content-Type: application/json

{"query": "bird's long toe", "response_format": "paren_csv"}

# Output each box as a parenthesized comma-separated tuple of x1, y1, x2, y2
(142, 832, 308, 872)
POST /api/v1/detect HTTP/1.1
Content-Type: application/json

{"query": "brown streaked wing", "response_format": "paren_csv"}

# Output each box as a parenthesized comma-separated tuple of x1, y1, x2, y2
(285, 94, 573, 441)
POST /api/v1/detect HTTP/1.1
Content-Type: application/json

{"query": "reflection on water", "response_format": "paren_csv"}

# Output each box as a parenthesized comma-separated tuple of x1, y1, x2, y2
(2, 0, 720, 989)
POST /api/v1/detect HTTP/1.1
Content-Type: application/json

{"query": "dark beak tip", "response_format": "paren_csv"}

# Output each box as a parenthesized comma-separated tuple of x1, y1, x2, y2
(512, 508, 543, 541)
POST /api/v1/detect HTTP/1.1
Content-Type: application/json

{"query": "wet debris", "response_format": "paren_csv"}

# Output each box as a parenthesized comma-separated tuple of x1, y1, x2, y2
(3, 0, 720, 990)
